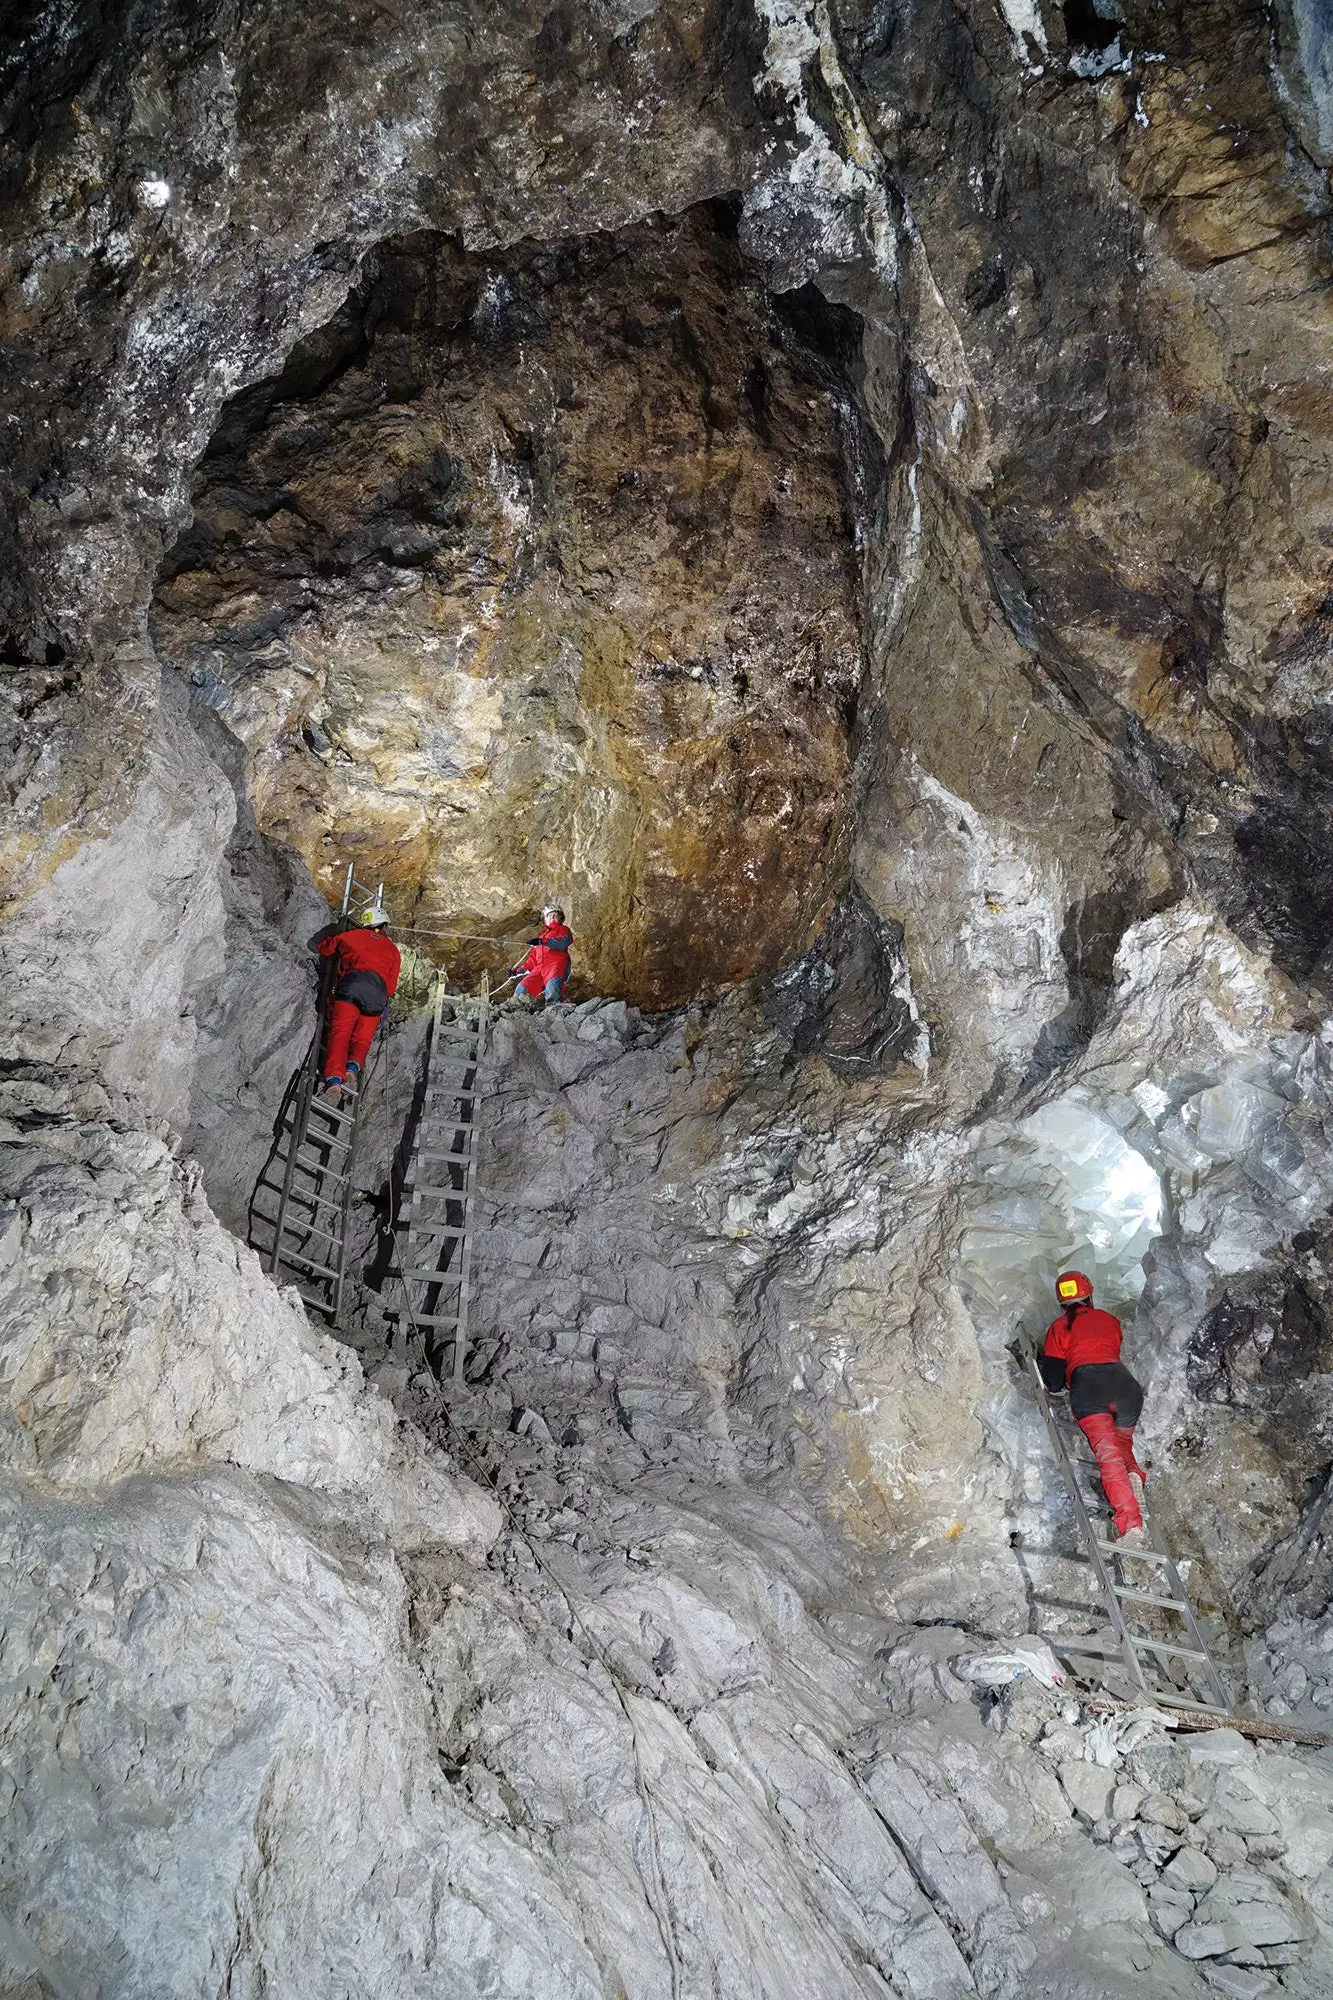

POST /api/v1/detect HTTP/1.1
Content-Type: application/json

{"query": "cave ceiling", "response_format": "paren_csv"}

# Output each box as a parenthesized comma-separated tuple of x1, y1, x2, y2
(3, 0, 1333, 1015)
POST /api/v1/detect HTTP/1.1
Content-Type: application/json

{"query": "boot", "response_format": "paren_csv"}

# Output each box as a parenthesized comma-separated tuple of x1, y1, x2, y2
(1113, 1426, 1146, 1512)
(1078, 1411, 1144, 1536)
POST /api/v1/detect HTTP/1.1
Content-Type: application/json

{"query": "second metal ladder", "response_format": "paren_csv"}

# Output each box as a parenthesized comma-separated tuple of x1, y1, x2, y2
(248, 860, 386, 1327)
(250, 1051, 370, 1324)
(1024, 1339, 1231, 1713)
(386, 977, 491, 1387)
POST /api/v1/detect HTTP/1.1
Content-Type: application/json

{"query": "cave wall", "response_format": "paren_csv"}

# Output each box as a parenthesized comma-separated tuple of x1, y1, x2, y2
(150, 207, 871, 1007)
(10, 1, 1333, 1995)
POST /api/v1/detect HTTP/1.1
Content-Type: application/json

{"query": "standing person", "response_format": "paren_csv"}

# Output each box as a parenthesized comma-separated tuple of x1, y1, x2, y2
(1039, 1271, 1147, 1541)
(316, 906, 401, 1100)
(508, 905, 573, 1009)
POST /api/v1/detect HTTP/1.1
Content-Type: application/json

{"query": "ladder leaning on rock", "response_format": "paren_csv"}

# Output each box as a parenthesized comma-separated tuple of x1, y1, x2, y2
(248, 860, 383, 1329)
(1022, 1336, 1232, 1714)
(385, 976, 491, 1388)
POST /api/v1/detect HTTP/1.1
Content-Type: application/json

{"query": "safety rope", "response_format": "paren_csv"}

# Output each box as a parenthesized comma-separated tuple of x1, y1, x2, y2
(381, 1028, 684, 1997)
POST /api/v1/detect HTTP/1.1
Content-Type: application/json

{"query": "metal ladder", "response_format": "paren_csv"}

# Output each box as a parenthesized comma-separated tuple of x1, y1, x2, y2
(1024, 1340, 1231, 1713)
(250, 1051, 372, 1324)
(385, 975, 491, 1387)
(248, 861, 386, 1327)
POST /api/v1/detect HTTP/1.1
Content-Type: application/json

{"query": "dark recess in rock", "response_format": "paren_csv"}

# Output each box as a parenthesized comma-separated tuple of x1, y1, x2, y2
(964, 254, 1006, 313)
(1232, 702, 1333, 985)
(1062, 0, 1122, 53)
(761, 883, 915, 1072)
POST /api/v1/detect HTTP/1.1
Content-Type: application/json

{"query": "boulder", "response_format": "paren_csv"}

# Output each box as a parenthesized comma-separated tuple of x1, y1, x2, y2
(1148, 1891, 1193, 1942)
(1174, 1922, 1231, 1959)
(1165, 1846, 1220, 1894)
(1059, 1761, 1117, 1823)
(1201, 1968, 1276, 1998)
(1206, 1831, 1249, 1870)
(1187, 1733, 1255, 1770)
(1205, 1785, 1281, 1839)
(1194, 1876, 1304, 1950)
(1141, 1792, 1189, 1831)
(1069, 1850, 1149, 1931)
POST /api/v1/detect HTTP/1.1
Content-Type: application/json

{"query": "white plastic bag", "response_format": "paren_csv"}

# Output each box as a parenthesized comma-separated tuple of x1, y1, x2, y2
(954, 1636, 1067, 1690)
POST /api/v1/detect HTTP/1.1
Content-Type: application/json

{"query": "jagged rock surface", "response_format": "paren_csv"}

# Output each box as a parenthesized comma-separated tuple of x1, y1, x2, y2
(7, 1, 1333, 1996)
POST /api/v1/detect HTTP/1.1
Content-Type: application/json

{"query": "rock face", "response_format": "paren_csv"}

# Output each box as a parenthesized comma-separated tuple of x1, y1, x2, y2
(9, 0, 1333, 1996)
(150, 208, 869, 1005)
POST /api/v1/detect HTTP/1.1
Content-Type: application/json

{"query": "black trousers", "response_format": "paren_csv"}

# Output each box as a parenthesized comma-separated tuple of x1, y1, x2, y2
(1069, 1361, 1143, 1426)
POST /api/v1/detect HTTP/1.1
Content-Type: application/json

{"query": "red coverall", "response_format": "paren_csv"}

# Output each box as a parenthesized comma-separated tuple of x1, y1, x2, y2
(515, 921, 572, 1001)
(318, 927, 402, 1081)
(1041, 1304, 1145, 1535)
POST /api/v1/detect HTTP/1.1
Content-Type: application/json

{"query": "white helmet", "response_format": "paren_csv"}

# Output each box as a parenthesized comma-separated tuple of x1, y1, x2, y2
(360, 906, 390, 928)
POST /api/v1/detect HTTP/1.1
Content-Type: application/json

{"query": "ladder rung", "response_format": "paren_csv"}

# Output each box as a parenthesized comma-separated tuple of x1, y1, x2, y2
(273, 1188, 348, 1219)
(307, 1098, 359, 1127)
(297, 1128, 352, 1154)
(1152, 1692, 1231, 1715)
(416, 1146, 475, 1163)
(278, 1249, 340, 1281)
(400, 1268, 464, 1283)
(1126, 1637, 1211, 1664)
(293, 1147, 351, 1175)
(1095, 1543, 1172, 1563)
(1115, 1587, 1187, 1611)
(403, 1225, 466, 1242)
(390, 1311, 461, 1328)
(280, 1222, 341, 1248)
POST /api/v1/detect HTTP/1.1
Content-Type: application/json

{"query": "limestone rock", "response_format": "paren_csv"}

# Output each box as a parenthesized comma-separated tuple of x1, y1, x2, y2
(1060, 1760, 1118, 1823)
(1166, 1846, 1221, 1894)
(1176, 1922, 1233, 1960)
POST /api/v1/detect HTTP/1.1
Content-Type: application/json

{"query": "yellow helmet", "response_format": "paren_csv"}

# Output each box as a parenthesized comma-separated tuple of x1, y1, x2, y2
(361, 906, 389, 928)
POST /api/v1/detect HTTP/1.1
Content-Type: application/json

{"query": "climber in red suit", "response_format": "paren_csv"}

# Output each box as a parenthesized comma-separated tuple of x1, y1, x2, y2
(509, 906, 573, 1007)
(1039, 1271, 1146, 1539)
(316, 907, 401, 1099)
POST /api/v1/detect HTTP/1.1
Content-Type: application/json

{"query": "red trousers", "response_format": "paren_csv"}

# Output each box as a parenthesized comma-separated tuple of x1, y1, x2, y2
(324, 999, 380, 1080)
(1078, 1413, 1145, 1535)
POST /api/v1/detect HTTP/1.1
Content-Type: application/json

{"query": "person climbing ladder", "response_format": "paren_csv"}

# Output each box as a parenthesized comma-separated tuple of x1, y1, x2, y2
(315, 904, 401, 1100)
(1039, 1271, 1146, 1542)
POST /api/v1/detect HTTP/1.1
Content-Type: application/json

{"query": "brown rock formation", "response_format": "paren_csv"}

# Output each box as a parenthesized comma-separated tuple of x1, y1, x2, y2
(150, 208, 869, 1005)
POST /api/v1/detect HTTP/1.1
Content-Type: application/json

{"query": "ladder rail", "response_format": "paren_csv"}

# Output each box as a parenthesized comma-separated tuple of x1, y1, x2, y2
(267, 1056, 320, 1279)
(253, 855, 397, 1323)
(449, 974, 489, 1385)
